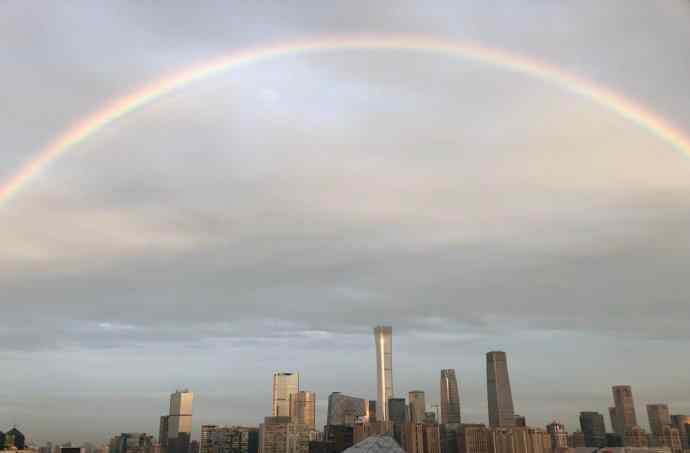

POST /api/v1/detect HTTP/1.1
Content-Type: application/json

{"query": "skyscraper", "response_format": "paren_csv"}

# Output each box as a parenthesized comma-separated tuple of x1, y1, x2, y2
(609, 407, 622, 437)
(374, 326, 393, 422)
(612, 386, 637, 435)
(273, 373, 300, 417)
(167, 390, 193, 453)
(646, 404, 671, 437)
(388, 398, 408, 425)
(486, 351, 515, 428)
(290, 391, 316, 429)
(671, 415, 690, 449)
(440, 369, 461, 425)
(409, 391, 426, 424)
(579, 412, 606, 448)
(327, 393, 369, 426)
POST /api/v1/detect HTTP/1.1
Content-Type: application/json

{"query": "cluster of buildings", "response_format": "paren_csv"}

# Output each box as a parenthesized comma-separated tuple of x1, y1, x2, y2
(11, 325, 690, 453)
(0, 427, 27, 452)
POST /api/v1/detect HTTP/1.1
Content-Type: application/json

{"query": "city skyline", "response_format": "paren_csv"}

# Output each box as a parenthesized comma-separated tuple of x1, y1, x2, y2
(10, 344, 690, 445)
(2, 0, 690, 445)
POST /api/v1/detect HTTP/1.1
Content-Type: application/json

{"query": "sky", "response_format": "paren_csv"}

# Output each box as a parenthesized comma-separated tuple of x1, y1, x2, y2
(2, 0, 690, 445)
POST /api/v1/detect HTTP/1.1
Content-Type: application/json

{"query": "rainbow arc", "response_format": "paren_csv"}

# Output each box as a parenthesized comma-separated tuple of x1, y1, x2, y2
(2, 35, 689, 206)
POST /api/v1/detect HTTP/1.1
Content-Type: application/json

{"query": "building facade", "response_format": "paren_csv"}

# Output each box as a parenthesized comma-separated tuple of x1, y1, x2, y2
(374, 326, 394, 422)
(440, 370, 461, 426)
(291, 392, 317, 429)
(623, 426, 649, 448)
(166, 390, 193, 453)
(260, 417, 291, 453)
(579, 412, 606, 448)
(324, 425, 354, 453)
(488, 427, 551, 453)
(670, 415, 690, 449)
(546, 422, 568, 450)
(647, 405, 671, 438)
(159, 417, 169, 453)
(612, 386, 637, 436)
(109, 434, 155, 453)
(388, 398, 408, 425)
(409, 392, 427, 424)
(486, 352, 515, 428)
(457, 424, 490, 453)
(201, 425, 218, 453)
(327, 393, 369, 427)
(203, 426, 259, 453)
(273, 373, 300, 417)
(654, 426, 681, 453)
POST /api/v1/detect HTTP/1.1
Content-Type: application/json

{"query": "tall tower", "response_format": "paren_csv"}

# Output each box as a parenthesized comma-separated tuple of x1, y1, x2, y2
(374, 326, 393, 421)
(579, 411, 606, 448)
(290, 391, 316, 429)
(486, 351, 515, 427)
(440, 369, 461, 425)
(272, 372, 299, 417)
(167, 389, 193, 453)
(647, 404, 671, 437)
(612, 386, 637, 435)
(408, 391, 426, 424)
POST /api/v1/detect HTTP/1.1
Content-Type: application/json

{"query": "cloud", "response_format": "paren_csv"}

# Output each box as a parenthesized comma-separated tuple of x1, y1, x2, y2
(1, 0, 690, 444)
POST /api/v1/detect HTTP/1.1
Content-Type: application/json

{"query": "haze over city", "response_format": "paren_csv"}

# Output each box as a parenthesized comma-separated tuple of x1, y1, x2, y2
(1, 0, 690, 446)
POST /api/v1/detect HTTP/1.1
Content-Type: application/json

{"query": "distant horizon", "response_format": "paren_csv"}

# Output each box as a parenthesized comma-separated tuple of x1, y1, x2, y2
(11, 342, 684, 444)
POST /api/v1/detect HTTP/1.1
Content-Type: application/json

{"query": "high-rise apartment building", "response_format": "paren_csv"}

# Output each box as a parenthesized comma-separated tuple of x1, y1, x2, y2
(569, 431, 586, 448)
(287, 423, 312, 453)
(404, 423, 441, 453)
(201, 425, 218, 453)
(647, 404, 671, 437)
(513, 416, 526, 428)
(670, 415, 690, 449)
(409, 391, 426, 424)
(159, 417, 169, 453)
(439, 424, 458, 453)
(546, 422, 568, 450)
(388, 398, 408, 425)
(273, 373, 300, 417)
(488, 427, 550, 453)
(612, 386, 637, 436)
(655, 425, 682, 453)
(440, 370, 461, 425)
(326, 393, 369, 426)
(579, 412, 606, 448)
(203, 426, 259, 453)
(374, 326, 393, 422)
(166, 390, 193, 453)
(486, 351, 515, 428)
(260, 417, 291, 453)
(290, 391, 316, 429)
(623, 426, 649, 448)
(457, 424, 489, 453)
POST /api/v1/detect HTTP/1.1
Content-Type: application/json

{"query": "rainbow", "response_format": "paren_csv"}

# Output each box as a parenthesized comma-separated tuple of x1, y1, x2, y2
(2, 35, 690, 206)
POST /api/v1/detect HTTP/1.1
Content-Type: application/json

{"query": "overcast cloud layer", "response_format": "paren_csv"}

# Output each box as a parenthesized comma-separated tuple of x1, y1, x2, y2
(2, 0, 690, 444)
